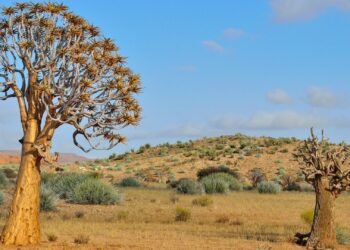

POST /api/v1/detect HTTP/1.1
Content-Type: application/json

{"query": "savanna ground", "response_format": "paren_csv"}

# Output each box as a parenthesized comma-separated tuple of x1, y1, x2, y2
(0, 188, 349, 250)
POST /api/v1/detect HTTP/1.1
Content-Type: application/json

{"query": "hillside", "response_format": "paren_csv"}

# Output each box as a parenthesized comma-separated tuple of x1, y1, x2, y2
(60, 134, 311, 183)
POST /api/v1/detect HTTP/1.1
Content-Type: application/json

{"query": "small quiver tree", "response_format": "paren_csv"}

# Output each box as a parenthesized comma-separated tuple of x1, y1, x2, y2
(294, 128, 350, 249)
(0, 2, 141, 246)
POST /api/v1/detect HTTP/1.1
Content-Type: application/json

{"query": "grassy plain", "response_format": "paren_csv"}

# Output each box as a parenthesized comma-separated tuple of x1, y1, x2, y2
(1, 188, 349, 250)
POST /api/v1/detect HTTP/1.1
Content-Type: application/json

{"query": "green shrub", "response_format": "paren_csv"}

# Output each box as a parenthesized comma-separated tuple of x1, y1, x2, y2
(257, 181, 281, 194)
(210, 173, 243, 191)
(336, 227, 350, 245)
(176, 179, 204, 195)
(298, 183, 314, 192)
(301, 209, 314, 225)
(68, 179, 121, 205)
(242, 181, 253, 191)
(175, 207, 191, 221)
(284, 182, 301, 191)
(192, 196, 213, 207)
(0, 172, 9, 189)
(0, 191, 4, 205)
(119, 177, 141, 187)
(44, 173, 92, 199)
(41, 172, 56, 184)
(276, 167, 286, 177)
(40, 186, 57, 212)
(197, 165, 240, 180)
(201, 175, 230, 194)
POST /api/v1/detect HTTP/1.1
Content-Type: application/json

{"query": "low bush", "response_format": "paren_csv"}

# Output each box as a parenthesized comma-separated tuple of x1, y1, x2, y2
(201, 175, 230, 194)
(276, 167, 286, 177)
(210, 173, 242, 191)
(279, 175, 297, 191)
(176, 179, 204, 195)
(43, 172, 92, 199)
(0, 191, 4, 205)
(257, 181, 281, 194)
(74, 211, 85, 218)
(47, 233, 58, 242)
(1, 168, 16, 179)
(40, 186, 58, 212)
(301, 209, 314, 225)
(68, 178, 121, 205)
(215, 214, 230, 224)
(298, 183, 314, 192)
(175, 207, 191, 222)
(197, 165, 240, 180)
(248, 168, 267, 187)
(192, 196, 213, 207)
(242, 181, 253, 191)
(119, 177, 141, 187)
(74, 234, 89, 244)
(284, 182, 301, 191)
(336, 227, 350, 245)
(0, 172, 9, 189)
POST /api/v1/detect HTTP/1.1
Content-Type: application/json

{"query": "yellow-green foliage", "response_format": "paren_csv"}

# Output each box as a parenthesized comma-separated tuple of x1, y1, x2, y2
(301, 209, 314, 225)
(175, 207, 191, 222)
(192, 196, 213, 207)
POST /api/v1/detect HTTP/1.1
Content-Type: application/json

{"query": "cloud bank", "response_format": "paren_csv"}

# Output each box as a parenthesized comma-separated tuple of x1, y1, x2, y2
(266, 89, 292, 104)
(270, 0, 350, 22)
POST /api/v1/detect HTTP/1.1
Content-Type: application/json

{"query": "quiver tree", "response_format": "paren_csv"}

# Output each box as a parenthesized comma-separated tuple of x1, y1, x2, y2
(294, 128, 350, 249)
(0, 2, 141, 246)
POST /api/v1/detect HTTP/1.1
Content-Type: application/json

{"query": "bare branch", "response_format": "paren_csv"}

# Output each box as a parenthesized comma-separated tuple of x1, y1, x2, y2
(0, 2, 141, 154)
(294, 128, 350, 194)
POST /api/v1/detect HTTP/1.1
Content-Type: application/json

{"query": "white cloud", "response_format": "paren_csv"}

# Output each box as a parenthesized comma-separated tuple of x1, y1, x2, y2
(270, 0, 350, 22)
(306, 86, 344, 107)
(266, 89, 292, 104)
(247, 111, 326, 129)
(201, 40, 226, 53)
(212, 111, 327, 130)
(223, 28, 244, 39)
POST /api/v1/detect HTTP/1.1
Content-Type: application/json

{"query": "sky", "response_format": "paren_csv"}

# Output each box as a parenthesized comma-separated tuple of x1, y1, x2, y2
(1, 0, 350, 158)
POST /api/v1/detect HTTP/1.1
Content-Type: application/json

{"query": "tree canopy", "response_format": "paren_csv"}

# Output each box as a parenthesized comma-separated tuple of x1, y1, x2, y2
(0, 2, 141, 159)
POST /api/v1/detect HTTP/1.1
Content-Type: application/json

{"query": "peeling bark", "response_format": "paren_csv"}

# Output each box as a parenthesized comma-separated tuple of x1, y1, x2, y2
(307, 177, 336, 250)
(1, 120, 41, 246)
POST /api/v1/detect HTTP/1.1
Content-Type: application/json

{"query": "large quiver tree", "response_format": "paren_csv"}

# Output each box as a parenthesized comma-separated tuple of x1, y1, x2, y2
(294, 128, 350, 250)
(0, 2, 141, 246)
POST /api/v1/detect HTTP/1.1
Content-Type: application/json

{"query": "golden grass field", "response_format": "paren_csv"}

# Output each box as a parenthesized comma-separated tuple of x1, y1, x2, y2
(0, 188, 349, 250)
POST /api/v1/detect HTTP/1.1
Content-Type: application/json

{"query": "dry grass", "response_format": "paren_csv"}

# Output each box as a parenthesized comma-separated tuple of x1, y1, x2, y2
(0, 188, 350, 249)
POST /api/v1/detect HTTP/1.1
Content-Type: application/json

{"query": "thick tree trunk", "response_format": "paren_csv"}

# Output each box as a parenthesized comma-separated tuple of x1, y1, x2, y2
(1, 119, 41, 246)
(307, 177, 337, 250)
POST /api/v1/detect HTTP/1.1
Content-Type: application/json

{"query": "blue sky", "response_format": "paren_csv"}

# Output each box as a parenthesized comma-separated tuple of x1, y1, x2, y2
(1, 0, 350, 158)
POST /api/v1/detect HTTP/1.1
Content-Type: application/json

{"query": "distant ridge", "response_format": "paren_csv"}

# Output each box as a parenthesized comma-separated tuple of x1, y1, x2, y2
(0, 150, 89, 164)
